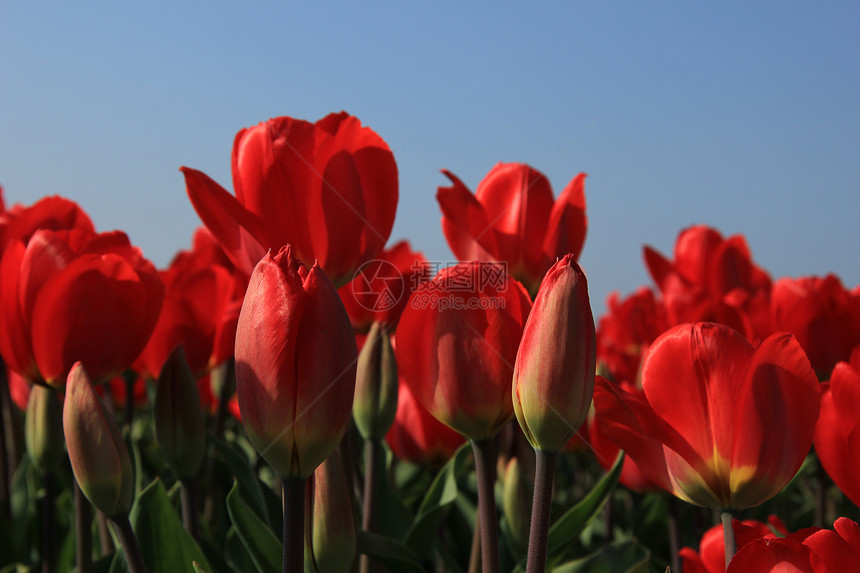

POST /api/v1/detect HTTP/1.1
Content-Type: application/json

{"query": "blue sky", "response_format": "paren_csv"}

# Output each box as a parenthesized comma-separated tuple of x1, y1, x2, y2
(2, 3, 858, 317)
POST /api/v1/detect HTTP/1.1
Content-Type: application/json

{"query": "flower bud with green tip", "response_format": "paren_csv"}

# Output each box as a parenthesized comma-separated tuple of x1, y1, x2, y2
(25, 384, 65, 473)
(353, 321, 398, 440)
(305, 450, 356, 573)
(154, 345, 207, 479)
(63, 362, 134, 517)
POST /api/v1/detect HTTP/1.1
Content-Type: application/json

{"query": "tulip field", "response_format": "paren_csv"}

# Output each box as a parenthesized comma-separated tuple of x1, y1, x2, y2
(3, 111, 860, 573)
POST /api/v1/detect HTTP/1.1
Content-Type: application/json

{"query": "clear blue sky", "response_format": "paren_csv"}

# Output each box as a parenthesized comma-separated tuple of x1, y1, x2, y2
(2, 2, 858, 317)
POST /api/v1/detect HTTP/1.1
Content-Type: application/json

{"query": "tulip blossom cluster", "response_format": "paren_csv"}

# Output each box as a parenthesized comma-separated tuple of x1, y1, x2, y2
(3, 110, 860, 573)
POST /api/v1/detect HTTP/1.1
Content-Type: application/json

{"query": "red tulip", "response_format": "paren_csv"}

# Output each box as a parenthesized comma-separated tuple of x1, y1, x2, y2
(814, 345, 860, 507)
(0, 194, 94, 253)
(385, 379, 465, 469)
(338, 240, 429, 333)
(234, 245, 357, 478)
(512, 255, 595, 452)
(644, 225, 772, 339)
(596, 287, 667, 385)
(594, 322, 819, 509)
(680, 518, 775, 573)
(437, 163, 586, 295)
(395, 261, 531, 441)
(0, 228, 164, 387)
(136, 228, 245, 379)
(725, 517, 860, 572)
(183, 112, 398, 287)
(771, 274, 860, 377)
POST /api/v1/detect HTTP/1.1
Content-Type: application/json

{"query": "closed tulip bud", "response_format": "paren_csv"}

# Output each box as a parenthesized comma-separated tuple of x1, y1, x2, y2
(235, 245, 357, 478)
(502, 457, 532, 556)
(25, 384, 65, 472)
(304, 450, 356, 573)
(63, 362, 134, 517)
(154, 345, 207, 479)
(513, 255, 596, 452)
(353, 321, 398, 440)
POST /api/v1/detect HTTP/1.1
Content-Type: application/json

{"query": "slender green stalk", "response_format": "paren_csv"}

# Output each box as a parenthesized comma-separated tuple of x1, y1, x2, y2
(667, 496, 680, 573)
(525, 449, 557, 573)
(41, 472, 56, 573)
(181, 479, 200, 542)
(282, 476, 306, 573)
(111, 513, 147, 573)
(75, 479, 93, 573)
(470, 439, 499, 573)
(359, 438, 382, 573)
(721, 510, 737, 570)
(468, 515, 481, 573)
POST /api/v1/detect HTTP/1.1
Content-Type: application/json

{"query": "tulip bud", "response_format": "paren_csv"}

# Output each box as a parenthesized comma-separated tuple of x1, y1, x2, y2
(353, 322, 398, 440)
(235, 246, 357, 478)
(154, 345, 207, 479)
(502, 457, 532, 556)
(304, 450, 356, 573)
(25, 384, 65, 473)
(513, 255, 596, 452)
(63, 362, 134, 517)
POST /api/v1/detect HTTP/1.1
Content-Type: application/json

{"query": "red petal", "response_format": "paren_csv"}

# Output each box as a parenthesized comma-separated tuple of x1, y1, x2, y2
(437, 170, 498, 262)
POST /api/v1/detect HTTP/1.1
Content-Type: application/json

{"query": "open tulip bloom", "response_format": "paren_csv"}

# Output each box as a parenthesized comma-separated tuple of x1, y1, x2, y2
(594, 322, 820, 511)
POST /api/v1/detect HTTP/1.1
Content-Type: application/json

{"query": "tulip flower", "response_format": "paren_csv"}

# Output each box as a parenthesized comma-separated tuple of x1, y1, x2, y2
(183, 112, 398, 287)
(643, 225, 773, 339)
(234, 245, 357, 479)
(63, 362, 134, 518)
(396, 261, 532, 441)
(338, 240, 429, 334)
(437, 163, 586, 295)
(384, 380, 464, 469)
(594, 322, 820, 511)
(814, 345, 860, 507)
(136, 227, 244, 380)
(680, 518, 776, 573)
(0, 194, 94, 253)
(0, 228, 164, 387)
(513, 255, 595, 452)
(771, 274, 860, 377)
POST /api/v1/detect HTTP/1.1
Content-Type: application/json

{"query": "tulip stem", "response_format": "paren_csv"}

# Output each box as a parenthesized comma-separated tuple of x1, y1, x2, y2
(111, 512, 148, 573)
(75, 479, 94, 573)
(471, 439, 499, 573)
(667, 496, 681, 573)
(721, 510, 737, 570)
(281, 476, 306, 573)
(181, 479, 200, 542)
(526, 449, 557, 573)
(40, 471, 56, 573)
(360, 438, 382, 573)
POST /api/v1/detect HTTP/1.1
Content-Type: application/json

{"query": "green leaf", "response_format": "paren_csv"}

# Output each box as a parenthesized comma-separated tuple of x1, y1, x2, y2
(513, 451, 624, 573)
(119, 478, 211, 573)
(210, 432, 271, 527)
(225, 480, 281, 573)
(551, 538, 650, 573)
(356, 530, 428, 573)
(191, 562, 208, 573)
(404, 443, 472, 559)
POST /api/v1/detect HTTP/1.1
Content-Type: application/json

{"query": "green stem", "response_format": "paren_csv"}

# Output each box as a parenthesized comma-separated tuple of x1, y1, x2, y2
(359, 439, 382, 573)
(282, 476, 306, 573)
(667, 496, 680, 573)
(525, 449, 556, 573)
(75, 479, 93, 573)
(470, 439, 499, 573)
(111, 512, 148, 573)
(41, 471, 56, 573)
(181, 479, 200, 542)
(721, 510, 737, 570)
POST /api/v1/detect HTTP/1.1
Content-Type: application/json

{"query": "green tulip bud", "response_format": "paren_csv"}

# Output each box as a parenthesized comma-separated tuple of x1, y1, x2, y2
(305, 450, 356, 573)
(154, 345, 207, 479)
(25, 384, 65, 473)
(502, 457, 532, 556)
(353, 322, 398, 440)
(63, 362, 134, 517)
